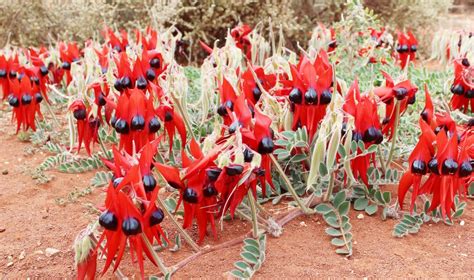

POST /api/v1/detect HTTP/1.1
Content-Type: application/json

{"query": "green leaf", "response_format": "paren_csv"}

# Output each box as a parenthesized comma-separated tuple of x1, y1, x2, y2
(230, 269, 247, 279)
(382, 191, 391, 204)
(331, 238, 345, 246)
(335, 248, 351, 255)
(333, 191, 346, 208)
(365, 204, 378, 215)
(337, 144, 347, 158)
(244, 238, 260, 248)
(354, 197, 369, 210)
(325, 227, 342, 237)
(338, 201, 350, 216)
(234, 261, 251, 272)
(243, 245, 260, 256)
(325, 217, 340, 228)
(319, 163, 328, 176)
(315, 203, 332, 214)
(240, 252, 258, 264)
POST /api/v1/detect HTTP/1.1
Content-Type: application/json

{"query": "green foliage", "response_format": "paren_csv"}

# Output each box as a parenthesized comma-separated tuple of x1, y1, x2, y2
(90, 171, 113, 188)
(315, 190, 353, 256)
(58, 152, 111, 173)
(229, 235, 267, 279)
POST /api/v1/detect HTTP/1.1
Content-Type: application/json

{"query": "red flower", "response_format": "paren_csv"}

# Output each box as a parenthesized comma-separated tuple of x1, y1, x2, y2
(7, 76, 42, 132)
(154, 139, 223, 242)
(395, 31, 417, 69)
(94, 45, 110, 74)
(282, 50, 334, 140)
(398, 114, 472, 218)
(69, 100, 100, 155)
(77, 248, 97, 280)
(231, 24, 253, 59)
(103, 26, 129, 53)
(239, 66, 276, 107)
(450, 57, 473, 112)
(0, 54, 19, 100)
(374, 71, 418, 138)
(58, 42, 81, 86)
(98, 142, 166, 278)
(343, 79, 383, 185)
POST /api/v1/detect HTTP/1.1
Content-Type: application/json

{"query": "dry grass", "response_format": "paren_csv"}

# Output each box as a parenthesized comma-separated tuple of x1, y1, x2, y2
(0, 0, 454, 59)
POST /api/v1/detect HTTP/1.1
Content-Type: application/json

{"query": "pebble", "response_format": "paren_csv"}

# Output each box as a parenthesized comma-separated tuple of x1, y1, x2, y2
(299, 221, 307, 227)
(45, 248, 60, 257)
(460, 220, 465, 226)
(6, 262, 13, 267)
(357, 213, 364, 219)
(0, 227, 5, 233)
(2, 169, 8, 175)
(19, 250, 26, 260)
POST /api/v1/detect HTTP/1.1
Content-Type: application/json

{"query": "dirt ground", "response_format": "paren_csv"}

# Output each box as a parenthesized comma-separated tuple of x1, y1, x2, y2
(0, 106, 473, 280)
(1, 9, 474, 280)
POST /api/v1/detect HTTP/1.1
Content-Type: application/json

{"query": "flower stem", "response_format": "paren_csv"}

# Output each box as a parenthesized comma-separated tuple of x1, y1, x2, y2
(377, 146, 387, 175)
(156, 196, 200, 252)
(385, 101, 401, 168)
(247, 192, 259, 238)
(270, 154, 312, 214)
(323, 171, 335, 202)
(141, 233, 169, 275)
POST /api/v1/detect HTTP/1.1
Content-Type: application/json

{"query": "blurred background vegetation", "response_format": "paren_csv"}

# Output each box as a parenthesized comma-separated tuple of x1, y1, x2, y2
(1, 0, 469, 60)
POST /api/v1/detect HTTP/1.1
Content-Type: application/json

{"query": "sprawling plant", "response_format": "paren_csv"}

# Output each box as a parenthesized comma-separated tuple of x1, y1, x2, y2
(0, 1, 472, 279)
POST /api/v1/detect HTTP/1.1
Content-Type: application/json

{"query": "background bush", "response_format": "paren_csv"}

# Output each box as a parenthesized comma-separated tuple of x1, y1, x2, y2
(0, 0, 454, 59)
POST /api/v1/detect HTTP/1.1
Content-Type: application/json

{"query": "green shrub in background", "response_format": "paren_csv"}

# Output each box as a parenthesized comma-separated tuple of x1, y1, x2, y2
(0, 0, 453, 60)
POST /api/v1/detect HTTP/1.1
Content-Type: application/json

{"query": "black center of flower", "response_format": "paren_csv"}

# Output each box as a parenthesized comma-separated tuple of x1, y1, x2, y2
(258, 137, 274, 154)
(441, 158, 458, 175)
(112, 177, 123, 188)
(243, 148, 254, 162)
(150, 58, 160, 69)
(21, 94, 32, 105)
(115, 119, 129, 134)
(62, 61, 71, 70)
(226, 164, 244, 176)
(8, 95, 19, 107)
(183, 188, 198, 204)
(99, 211, 118, 231)
(122, 217, 142, 236)
(458, 161, 472, 177)
(203, 184, 218, 197)
(136, 76, 148, 89)
(206, 167, 222, 182)
(461, 58, 470, 67)
(97, 93, 107, 106)
(428, 158, 439, 175)
(131, 115, 145, 131)
(253, 86, 262, 102)
(289, 88, 303, 104)
(394, 87, 408, 100)
(320, 89, 332, 105)
(146, 68, 156, 81)
(451, 84, 464, 95)
(114, 79, 123, 92)
(410, 45, 417, 52)
(142, 174, 157, 192)
(40, 65, 49, 76)
(411, 159, 427, 175)
(149, 209, 165, 226)
(121, 76, 133, 89)
(164, 111, 173, 122)
(148, 116, 161, 133)
(73, 108, 86, 120)
(0, 69, 6, 78)
(304, 87, 317, 105)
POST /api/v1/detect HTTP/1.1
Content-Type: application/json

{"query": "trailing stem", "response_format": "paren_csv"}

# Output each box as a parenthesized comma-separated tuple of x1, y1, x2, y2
(141, 233, 169, 275)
